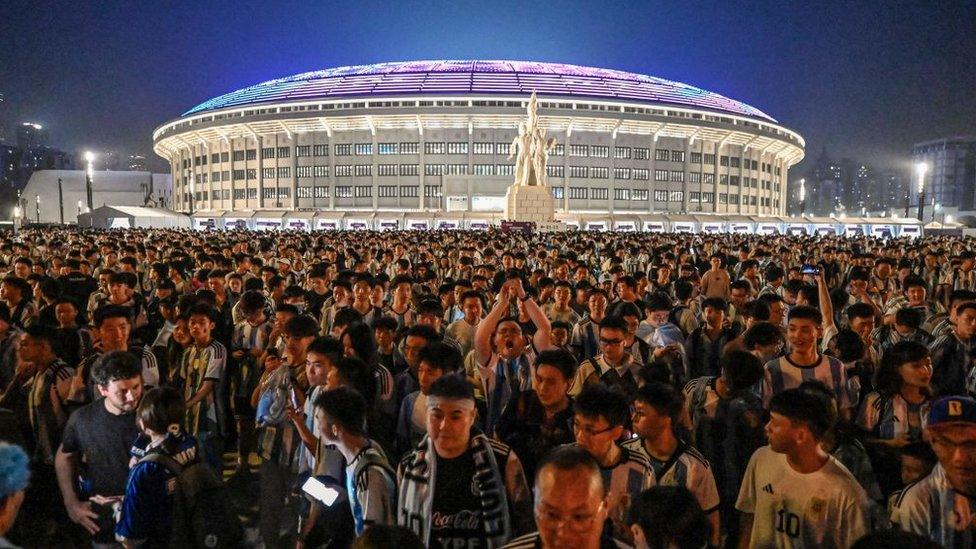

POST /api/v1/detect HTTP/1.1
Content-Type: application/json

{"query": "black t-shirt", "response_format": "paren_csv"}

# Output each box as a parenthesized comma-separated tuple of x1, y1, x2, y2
(60, 398, 140, 498)
(431, 447, 487, 549)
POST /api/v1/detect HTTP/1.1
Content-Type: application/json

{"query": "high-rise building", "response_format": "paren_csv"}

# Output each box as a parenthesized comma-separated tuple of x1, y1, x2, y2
(912, 136, 976, 213)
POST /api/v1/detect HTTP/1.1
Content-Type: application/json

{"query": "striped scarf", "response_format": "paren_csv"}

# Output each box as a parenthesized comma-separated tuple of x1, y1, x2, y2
(398, 431, 511, 547)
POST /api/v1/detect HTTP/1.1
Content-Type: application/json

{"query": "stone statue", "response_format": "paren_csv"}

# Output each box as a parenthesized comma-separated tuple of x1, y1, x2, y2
(508, 91, 556, 187)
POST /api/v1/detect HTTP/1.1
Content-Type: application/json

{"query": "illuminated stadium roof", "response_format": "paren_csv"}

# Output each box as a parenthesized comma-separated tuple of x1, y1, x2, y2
(183, 60, 776, 122)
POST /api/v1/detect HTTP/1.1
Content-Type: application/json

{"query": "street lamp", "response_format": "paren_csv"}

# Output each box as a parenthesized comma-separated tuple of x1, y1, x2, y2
(916, 162, 928, 222)
(12, 206, 19, 235)
(84, 151, 95, 211)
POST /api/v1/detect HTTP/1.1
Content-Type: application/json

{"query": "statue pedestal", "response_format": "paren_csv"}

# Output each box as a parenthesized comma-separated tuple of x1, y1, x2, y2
(505, 185, 555, 223)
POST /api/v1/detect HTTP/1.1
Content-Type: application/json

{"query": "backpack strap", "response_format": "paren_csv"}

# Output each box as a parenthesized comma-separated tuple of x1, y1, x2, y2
(139, 451, 184, 475)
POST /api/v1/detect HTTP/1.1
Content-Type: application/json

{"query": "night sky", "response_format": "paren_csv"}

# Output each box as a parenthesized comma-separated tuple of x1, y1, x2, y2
(1, 0, 974, 176)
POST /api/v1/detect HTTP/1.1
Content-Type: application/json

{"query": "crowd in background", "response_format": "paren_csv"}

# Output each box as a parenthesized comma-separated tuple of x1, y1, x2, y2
(0, 227, 975, 548)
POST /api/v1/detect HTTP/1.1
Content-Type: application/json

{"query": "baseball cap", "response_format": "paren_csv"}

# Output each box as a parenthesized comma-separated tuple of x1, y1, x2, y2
(277, 258, 292, 267)
(928, 396, 976, 428)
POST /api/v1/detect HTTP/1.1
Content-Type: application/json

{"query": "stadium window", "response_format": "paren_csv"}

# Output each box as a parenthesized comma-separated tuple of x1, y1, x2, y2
(654, 169, 668, 182)
(354, 165, 372, 177)
(591, 188, 608, 200)
(378, 164, 398, 176)
(703, 173, 715, 184)
(729, 175, 740, 186)
(569, 187, 588, 199)
(546, 165, 564, 178)
(210, 153, 219, 163)
(689, 172, 701, 183)
(314, 186, 328, 198)
(233, 150, 245, 162)
(400, 164, 419, 176)
(671, 150, 685, 162)
(262, 168, 275, 179)
(633, 189, 648, 201)
(296, 145, 312, 157)
(690, 152, 702, 164)
(551, 144, 565, 156)
(233, 169, 245, 180)
(495, 143, 510, 154)
(634, 147, 649, 160)
(703, 192, 714, 202)
(297, 186, 313, 198)
(313, 144, 328, 157)
(262, 187, 276, 199)
(473, 142, 494, 155)
(400, 142, 419, 154)
(425, 142, 446, 155)
(614, 146, 631, 159)
(447, 142, 468, 154)
(246, 149, 257, 160)
(570, 166, 589, 178)
(719, 193, 728, 204)
(424, 164, 444, 176)
(689, 191, 701, 202)
(614, 189, 630, 201)
(378, 143, 398, 155)
(655, 149, 670, 161)
(334, 144, 352, 156)
(355, 186, 372, 197)
(591, 145, 609, 158)
(445, 164, 467, 175)
(670, 171, 684, 183)
(496, 164, 514, 176)
(378, 185, 397, 197)
(262, 148, 275, 159)
(246, 169, 256, 180)
(591, 167, 609, 179)
(335, 186, 352, 198)
(474, 164, 494, 175)
(233, 188, 245, 200)
(277, 167, 290, 178)
(424, 185, 442, 197)
(633, 168, 649, 181)
(720, 155, 729, 167)
(355, 143, 372, 156)
(569, 144, 589, 157)
(614, 168, 630, 179)
(335, 165, 353, 177)
(552, 187, 564, 199)
(670, 190, 684, 202)
(654, 190, 668, 202)
(313, 166, 328, 177)
(703, 154, 715, 165)
(401, 185, 419, 197)
(751, 196, 757, 205)
(730, 157, 740, 168)
(296, 166, 312, 178)
(729, 194, 740, 204)
(247, 188, 258, 200)
(277, 147, 291, 158)
(209, 172, 218, 183)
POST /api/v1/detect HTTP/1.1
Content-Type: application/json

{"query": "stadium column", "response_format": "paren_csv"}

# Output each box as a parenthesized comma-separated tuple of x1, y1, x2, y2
(418, 121, 426, 211)
(257, 136, 265, 210)
(292, 135, 298, 210)
(328, 134, 336, 211)
(188, 146, 197, 214)
(563, 132, 570, 212)
(712, 141, 721, 214)
(228, 139, 235, 212)
(683, 136, 691, 213)
(695, 140, 704, 213)
(609, 134, 616, 216)
(169, 156, 179, 212)
(738, 144, 745, 215)
(467, 123, 473, 214)
(371, 128, 378, 211)
(647, 140, 655, 214)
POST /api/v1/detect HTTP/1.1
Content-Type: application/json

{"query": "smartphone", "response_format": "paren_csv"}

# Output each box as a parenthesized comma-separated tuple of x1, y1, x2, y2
(302, 477, 339, 506)
(801, 264, 820, 275)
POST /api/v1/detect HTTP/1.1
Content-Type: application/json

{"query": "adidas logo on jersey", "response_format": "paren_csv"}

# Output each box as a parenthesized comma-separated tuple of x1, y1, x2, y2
(762, 484, 774, 494)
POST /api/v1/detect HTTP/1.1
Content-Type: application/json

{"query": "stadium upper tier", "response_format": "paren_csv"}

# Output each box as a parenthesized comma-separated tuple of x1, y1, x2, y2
(181, 60, 776, 122)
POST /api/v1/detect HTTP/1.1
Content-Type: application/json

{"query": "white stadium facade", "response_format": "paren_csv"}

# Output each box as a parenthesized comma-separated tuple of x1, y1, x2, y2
(150, 60, 914, 236)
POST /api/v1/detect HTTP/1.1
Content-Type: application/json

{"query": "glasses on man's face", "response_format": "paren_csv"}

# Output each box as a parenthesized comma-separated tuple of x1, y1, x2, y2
(573, 419, 615, 437)
(536, 502, 605, 532)
(599, 337, 625, 347)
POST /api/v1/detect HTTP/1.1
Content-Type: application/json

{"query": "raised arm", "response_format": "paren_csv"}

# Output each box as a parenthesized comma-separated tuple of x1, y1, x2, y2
(474, 283, 511, 365)
(511, 278, 553, 351)
(817, 270, 835, 333)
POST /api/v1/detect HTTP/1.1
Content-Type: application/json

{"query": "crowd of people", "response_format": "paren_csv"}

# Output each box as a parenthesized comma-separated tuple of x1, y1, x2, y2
(0, 226, 975, 548)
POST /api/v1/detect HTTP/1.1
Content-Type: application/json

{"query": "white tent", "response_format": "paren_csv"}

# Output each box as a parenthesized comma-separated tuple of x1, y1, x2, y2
(77, 205, 190, 229)
(20, 170, 172, 224)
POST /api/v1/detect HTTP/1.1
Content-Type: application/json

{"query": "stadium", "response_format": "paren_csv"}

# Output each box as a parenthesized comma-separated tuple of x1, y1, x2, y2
(152, 59, 813, 232)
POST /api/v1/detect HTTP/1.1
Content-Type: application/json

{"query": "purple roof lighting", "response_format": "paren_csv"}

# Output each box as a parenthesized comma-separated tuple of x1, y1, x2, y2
(182, 60, 776, 122)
